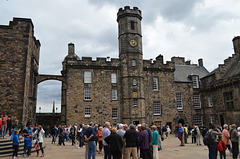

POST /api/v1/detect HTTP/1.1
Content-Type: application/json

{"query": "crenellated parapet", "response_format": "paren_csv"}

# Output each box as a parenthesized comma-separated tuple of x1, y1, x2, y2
(117, 6, 142, 22)
(143, 54, 175, 72)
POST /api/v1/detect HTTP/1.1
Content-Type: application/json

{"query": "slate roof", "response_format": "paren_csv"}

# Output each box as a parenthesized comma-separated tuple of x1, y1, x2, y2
(223, 60, 240, 78)
(174, 65, 209, 82)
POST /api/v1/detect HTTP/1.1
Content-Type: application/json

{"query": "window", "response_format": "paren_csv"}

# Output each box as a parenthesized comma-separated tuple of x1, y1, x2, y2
(153, 77, 158, 90)
(85, 106, 91, 117)
(153, 102, 161, 115)
(208, 96, 213, 107)
(112, 108, 118, 119)
(210, 115, 214, 124)
(131, 21, 135, 30)
(154, 121, 162, 127)
(112, 89, 117, 100)
(176, 93, 183, 110)
(84, 88, 91, 100)
(133, 99, 138, 107)
(132, 60, 136, 67)
(193, 116, 203, 126)
(133, 79, 137, 86)
(192, 76, 199, 88)
(223, 91, 234, 110)
(193, 94, 201, 109)
(111, 73, 117, 83)
(84, 71, 92, 83)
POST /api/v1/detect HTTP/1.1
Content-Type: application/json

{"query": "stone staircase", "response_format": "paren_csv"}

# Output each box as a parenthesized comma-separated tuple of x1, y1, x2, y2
(0, 137, 39, 157)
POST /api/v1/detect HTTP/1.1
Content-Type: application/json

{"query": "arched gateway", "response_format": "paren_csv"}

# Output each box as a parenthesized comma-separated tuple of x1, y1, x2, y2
(36, 74, 66, 84)
(36, 74, 66, 125)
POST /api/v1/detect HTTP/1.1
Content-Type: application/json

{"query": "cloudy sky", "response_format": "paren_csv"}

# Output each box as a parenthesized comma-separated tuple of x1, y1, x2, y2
(1, 0, 240, 112)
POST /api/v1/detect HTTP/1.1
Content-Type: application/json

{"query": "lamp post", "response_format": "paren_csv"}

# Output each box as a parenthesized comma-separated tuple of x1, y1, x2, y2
(39, 107, 41, 114)
(56, 107, 58, 113)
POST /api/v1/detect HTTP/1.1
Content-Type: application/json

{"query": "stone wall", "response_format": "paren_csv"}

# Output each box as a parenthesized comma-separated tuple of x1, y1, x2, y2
(0, 18, 40, 125)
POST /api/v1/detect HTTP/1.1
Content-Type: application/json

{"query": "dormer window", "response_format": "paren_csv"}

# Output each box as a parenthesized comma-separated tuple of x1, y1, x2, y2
(192, 75, 199, 88)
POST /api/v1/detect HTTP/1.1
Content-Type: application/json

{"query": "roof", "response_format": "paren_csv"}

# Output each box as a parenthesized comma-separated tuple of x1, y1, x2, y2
(223, 60, 240, 78)
(174, 65, 209, 82)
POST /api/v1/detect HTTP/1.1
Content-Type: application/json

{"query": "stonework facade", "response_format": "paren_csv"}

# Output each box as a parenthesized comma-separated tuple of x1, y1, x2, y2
(1, 6, 240, 128)
(0, 18, 40, 125)
(61, 6, 210, 128)
(201, 37, 240, 126)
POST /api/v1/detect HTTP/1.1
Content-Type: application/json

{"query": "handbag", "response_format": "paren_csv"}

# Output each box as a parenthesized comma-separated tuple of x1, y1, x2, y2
(178, 132, 182, 140)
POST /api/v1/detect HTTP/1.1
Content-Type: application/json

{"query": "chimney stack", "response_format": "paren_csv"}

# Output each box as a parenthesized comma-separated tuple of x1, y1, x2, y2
(233, 36, 240, 53)
(68, 43, 75, 56)
(198, 58, 203, 67)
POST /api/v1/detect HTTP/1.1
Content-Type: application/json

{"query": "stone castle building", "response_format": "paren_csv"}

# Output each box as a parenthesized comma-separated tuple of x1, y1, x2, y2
(61, 6, 209, 127)
(1, 6, 240, 127)
(0, 18, 40, 124)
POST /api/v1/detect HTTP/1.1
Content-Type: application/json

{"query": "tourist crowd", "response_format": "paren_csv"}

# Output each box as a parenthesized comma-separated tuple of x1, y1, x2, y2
(1, 113, 240, 159)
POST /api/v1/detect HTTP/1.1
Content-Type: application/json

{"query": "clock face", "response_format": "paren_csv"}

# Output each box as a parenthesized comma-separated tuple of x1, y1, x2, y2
(130, 39, 138, 47)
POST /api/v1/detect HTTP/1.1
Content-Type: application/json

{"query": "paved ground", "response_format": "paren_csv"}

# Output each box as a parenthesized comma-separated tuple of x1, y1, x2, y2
(2, 134, 234, 159)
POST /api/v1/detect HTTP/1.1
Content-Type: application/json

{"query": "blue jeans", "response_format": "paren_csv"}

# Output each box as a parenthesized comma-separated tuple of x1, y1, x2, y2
(79, 137, 83, 147)
(88, 141, 96, 159)
(208, 142, 218, 159)
(2, 125, 7, 137)
(219, 151, 226, 159)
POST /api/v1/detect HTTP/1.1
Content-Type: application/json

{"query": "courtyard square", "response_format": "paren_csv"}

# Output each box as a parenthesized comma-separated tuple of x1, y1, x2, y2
(2, 134, 234, 159)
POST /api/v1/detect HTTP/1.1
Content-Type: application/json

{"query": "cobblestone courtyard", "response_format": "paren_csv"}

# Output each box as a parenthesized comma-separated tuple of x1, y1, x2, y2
(2, 134, 235, 159)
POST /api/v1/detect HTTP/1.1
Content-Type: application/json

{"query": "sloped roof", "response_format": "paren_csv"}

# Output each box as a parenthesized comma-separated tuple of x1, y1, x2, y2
(223, 60, 240, 78)
(174, 65, 209, 82)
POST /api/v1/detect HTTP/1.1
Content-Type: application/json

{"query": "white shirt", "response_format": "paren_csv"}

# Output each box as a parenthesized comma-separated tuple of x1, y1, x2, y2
(35, 128, 45, 143)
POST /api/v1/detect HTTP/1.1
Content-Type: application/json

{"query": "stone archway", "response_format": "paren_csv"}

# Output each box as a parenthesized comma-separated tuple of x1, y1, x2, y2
(36, 74, 66, 84)
(178, 119, 185, 125)
(36, 74, 67, 124)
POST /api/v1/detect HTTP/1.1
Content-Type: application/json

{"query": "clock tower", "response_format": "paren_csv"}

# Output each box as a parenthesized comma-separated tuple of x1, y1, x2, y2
(117, 6, 146, 124)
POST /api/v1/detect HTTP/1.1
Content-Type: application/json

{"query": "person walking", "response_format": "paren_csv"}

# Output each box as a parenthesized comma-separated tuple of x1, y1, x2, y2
(184, 125, 188, 144)
(103, 122, 111, 159)
(97, 126, 103, 154)
(195, 125, 201, 145)
(117, 124, 126, 159)
(166, 125, 171, 139)
(222, 124, 231, 155)
(139, 125, 149, 159)
(70, 125, 76, 146)
(230, 124, 239, 159)
(207, 124, 222, 159)
(2, 113, 7, 139)
(178, 123, 185, 146)
(217, 136, 226, 159)
(105, 127, 123, 159)
(85, 122, 97, 159)
(78, 124, 84, 148)
(123, 124, 139, 159)
(12, 130, 19, 159)
(152, 126, 159, 159)
(34, 125, 45, 157)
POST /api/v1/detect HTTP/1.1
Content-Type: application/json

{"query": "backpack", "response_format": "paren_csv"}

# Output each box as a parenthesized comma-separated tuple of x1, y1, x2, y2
(193, 128, 197, 135)
(203, 130, 214, 146)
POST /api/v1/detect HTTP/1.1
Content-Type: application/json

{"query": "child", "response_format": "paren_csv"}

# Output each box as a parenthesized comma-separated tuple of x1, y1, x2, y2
(59, 131, 65, 146)
(12, 130, 19, 159)
(218, 136, 226, 159)
(24, 135, 33, 157)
